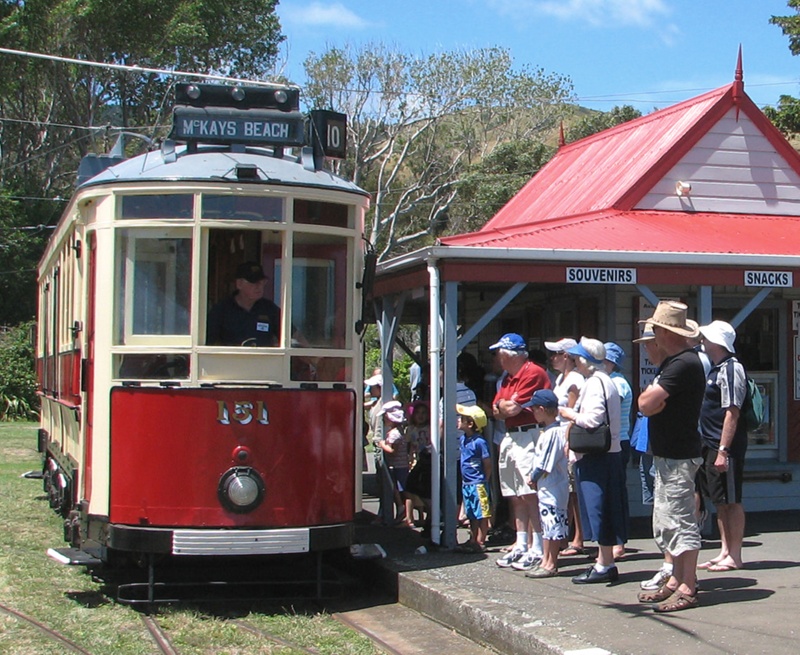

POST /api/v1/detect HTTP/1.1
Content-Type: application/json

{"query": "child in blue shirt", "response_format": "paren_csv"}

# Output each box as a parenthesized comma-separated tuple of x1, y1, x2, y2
(525, 389, 569, 578)
(454, 404, 492, 553)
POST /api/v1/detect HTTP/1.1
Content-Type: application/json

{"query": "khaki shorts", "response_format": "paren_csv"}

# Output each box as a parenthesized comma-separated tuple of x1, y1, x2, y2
(498, 428, 539, 497)
(652, 456, 703, 556)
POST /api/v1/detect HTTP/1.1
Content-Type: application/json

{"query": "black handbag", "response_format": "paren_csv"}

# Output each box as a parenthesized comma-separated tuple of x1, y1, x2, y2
(568, 377, 612, 454)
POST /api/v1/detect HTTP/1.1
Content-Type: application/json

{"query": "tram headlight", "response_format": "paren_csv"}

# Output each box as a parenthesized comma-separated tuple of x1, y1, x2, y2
(217, 467, 265, 513)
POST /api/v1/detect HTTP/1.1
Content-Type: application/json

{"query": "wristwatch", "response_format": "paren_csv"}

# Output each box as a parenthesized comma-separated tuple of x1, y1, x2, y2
(718, 445, 728, 453)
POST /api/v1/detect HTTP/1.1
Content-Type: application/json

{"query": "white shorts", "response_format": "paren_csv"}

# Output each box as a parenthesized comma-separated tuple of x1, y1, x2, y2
(498, 427, 539, 497)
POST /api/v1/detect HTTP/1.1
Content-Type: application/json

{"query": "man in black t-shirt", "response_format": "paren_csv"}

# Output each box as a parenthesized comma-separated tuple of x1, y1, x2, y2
(638, 301, 706, 613)
(206, 261, 281, 347)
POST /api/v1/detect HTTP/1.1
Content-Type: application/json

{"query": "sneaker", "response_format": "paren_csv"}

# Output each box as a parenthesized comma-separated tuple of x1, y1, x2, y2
(511, 551, 542, 571)
(640, 565, 673, 591)
(496, 547, 525, 568)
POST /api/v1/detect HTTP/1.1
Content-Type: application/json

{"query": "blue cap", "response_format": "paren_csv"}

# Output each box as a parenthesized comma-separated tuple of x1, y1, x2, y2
(603, 342, 625, 367)
(489, 333, 527, 351)
(567, 341, 605, 365)
(529, 389, 558, 409)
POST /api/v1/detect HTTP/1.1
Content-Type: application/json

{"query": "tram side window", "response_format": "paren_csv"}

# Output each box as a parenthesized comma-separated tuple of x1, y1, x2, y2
(202, 195, 284, 222)
(293, 199, 350, 228)
(115, 231, 192, 343)
(120, 194, 193, 219)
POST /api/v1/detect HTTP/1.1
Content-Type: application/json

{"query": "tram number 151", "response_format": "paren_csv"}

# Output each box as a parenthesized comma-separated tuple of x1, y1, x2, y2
(216, 400, 270, 426)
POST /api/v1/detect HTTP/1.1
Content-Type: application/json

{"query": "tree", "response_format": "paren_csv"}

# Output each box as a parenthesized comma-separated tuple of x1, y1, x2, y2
(0, 0, 285, 323)
(566, 105, 642, 143)
(770, 1, 800, 55)
(764, 95, 800, 138)
(455, 139, 555, 232)
(303, 44, 574, 259)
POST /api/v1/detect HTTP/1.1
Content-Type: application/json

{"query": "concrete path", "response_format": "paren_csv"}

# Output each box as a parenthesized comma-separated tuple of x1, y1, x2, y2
(356, 496, 800, 655)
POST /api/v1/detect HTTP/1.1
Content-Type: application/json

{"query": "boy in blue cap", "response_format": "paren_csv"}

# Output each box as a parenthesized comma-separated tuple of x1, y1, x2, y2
(524, 389, 569, 578)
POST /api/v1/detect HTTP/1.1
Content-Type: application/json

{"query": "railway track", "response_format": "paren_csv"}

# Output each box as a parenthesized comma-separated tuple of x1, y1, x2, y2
(0, 599, 432, 655)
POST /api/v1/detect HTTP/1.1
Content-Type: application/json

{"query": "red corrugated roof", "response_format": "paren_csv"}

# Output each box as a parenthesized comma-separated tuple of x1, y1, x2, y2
(440, 78, 800, 254)
(442, 208, 800, 255)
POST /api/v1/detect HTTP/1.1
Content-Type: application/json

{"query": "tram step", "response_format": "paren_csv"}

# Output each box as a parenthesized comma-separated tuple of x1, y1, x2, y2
(47, 547, 102, 566)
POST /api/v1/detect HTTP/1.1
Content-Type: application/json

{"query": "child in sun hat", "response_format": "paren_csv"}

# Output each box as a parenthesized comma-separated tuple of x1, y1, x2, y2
(377, 400, 410, 524)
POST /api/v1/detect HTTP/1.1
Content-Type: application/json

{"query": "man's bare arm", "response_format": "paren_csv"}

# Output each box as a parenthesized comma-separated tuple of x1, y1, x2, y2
(638, 383, 668, 416)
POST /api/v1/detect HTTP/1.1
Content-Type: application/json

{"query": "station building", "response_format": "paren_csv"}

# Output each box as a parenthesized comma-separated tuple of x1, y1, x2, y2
(370, 55, 800, 546)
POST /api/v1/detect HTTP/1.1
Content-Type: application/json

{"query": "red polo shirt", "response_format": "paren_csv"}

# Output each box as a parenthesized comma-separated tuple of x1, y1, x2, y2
(493, 360, 551, 428)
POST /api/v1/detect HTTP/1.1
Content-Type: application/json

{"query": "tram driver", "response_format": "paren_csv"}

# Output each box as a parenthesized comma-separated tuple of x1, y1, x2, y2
(206, 261, 282, 347)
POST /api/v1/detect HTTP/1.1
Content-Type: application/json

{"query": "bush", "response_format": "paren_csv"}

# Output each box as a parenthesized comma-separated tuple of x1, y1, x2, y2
(0, 321, 39, 421)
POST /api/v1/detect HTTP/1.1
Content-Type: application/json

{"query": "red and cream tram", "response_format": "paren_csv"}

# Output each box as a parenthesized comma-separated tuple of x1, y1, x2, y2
(36, 83, 370, 572)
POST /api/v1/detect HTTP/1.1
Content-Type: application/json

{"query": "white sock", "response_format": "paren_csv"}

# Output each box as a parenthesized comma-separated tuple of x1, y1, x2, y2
(515, 532, 528, 551)
(594, 563, 612, 573)
(661, 562, 674, 573)
(530, 532, 543, 557)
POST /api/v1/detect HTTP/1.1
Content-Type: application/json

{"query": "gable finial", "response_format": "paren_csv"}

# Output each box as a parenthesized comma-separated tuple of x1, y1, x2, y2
(733, 44, 744, 120)
(558, 121, 565, 148)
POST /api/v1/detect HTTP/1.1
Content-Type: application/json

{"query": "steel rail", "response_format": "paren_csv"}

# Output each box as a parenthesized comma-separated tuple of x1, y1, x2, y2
(0, 601, 95, 655)
(141, 614, 181, 655)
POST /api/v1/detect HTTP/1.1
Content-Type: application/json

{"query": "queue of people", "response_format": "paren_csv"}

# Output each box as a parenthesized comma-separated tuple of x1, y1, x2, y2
(365, 300, 752, 614)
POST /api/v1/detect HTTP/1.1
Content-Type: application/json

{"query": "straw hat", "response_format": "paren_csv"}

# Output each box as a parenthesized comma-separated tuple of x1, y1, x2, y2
(638, 301, 700, 338)
(633, 322, 656, 343)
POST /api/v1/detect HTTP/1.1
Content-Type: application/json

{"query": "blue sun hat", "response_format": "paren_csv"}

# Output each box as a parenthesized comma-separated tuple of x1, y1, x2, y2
(603, 342, 626, 369)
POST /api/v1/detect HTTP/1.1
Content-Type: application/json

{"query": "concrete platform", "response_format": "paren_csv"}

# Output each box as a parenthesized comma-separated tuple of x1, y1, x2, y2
(355, 490, 800, 655)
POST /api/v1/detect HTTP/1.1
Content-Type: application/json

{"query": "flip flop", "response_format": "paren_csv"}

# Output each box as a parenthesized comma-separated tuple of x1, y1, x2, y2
(697, 560, 720, 570)
(653, 592, 699, 613)
(560, 546, 587, 556)
(706, 562, 740, 572)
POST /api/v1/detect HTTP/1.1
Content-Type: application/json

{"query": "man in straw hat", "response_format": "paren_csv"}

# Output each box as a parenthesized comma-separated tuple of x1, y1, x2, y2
(637, 301, 706, 612)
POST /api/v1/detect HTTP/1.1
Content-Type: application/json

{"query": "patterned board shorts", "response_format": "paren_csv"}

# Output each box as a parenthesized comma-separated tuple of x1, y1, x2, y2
(538, 500, 569, 541)
(463, 482, 492, 520)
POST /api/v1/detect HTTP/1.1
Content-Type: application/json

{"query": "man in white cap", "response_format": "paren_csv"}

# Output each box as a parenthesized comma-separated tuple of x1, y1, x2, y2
(637, 300, 706, 612)
(696, 320, 747, 572)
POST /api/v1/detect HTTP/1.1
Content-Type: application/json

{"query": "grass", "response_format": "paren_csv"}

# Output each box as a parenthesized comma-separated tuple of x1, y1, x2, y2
(0, 422, 382, 655)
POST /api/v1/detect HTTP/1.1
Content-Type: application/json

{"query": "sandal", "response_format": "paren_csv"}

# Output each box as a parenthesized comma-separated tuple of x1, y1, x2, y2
(560, 545, 587, 556)
(654, 592, 699, 613)
(638, 585, 677, 603)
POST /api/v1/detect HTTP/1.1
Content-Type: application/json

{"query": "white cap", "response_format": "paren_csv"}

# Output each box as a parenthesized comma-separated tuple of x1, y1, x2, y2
(364, 373, 382, 387)
(699, 320, 736, 353)
(544, 338, 577, 353)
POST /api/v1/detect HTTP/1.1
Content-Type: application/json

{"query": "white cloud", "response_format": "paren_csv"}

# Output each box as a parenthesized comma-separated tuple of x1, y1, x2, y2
(282, 2, 370, 29)
(488, 0, 672, 28)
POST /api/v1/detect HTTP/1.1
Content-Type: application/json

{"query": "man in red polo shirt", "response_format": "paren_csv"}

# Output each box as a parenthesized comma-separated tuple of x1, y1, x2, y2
(491, 333, 552, 570)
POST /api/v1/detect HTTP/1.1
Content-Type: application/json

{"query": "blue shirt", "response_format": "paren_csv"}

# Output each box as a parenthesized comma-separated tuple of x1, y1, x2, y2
(610, 371, 633, 441)
(460, 432, 490, 485)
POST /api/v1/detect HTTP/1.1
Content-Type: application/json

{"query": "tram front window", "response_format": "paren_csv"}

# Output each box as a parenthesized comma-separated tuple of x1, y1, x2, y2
(115, 230, 192, 343)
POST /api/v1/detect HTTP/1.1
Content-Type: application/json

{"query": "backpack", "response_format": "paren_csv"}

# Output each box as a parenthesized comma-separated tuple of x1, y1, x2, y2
(742, 376, 764, 431)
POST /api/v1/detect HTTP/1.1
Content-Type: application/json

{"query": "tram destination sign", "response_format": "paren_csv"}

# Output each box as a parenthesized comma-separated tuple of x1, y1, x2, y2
(170, 106, 305, 146)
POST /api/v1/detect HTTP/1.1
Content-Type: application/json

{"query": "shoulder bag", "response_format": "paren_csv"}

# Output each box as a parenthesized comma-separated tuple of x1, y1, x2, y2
(568, 377, 612, 454)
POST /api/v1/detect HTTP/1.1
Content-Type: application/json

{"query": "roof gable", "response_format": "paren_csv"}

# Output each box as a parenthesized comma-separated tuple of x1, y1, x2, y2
(442, 76, 800, 252)
(636, 107, 800, 215)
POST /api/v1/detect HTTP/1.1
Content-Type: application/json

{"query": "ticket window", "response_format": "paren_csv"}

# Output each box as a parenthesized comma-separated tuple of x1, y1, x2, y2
(715, 306, 779, 456)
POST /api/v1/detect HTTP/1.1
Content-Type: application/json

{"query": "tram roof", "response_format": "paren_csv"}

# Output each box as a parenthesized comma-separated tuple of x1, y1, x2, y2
(78, 144, 369, 197)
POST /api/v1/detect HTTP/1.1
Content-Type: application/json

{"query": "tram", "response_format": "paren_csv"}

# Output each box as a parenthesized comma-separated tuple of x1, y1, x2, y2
(36, 83, 370, 570)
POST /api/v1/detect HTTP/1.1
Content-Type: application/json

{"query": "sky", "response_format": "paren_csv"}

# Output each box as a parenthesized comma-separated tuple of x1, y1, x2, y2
(275, 0, 800, 113)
